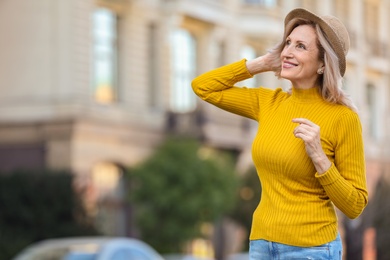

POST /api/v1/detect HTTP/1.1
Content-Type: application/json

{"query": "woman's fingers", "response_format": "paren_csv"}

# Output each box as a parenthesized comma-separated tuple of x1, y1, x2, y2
(292, 118, 322, 155)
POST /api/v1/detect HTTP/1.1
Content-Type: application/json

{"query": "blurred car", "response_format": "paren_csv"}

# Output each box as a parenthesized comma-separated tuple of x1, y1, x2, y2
(13, 236, 165, 260)
(226, 252, 248, 260)
(163, 254, 214, 260)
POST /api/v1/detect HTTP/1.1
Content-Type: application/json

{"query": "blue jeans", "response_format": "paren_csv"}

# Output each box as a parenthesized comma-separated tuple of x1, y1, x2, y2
(249, 234, 342, 260)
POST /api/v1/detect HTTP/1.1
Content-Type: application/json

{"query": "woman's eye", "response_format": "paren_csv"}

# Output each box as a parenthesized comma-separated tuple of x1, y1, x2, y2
(285, 40, 291, 46)
(297, 43, 306, 49)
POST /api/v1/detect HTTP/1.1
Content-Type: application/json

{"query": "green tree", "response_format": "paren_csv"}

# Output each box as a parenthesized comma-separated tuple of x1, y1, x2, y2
(128, 137, 238, 253)
(0, 171, 99, 259)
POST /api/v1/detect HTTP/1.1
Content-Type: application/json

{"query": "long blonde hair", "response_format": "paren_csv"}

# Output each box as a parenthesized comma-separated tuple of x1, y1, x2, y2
(267, 18, 357, 112)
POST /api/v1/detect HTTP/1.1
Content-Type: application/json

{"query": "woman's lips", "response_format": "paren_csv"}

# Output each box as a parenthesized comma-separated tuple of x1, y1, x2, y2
(282, 61, 297, 68)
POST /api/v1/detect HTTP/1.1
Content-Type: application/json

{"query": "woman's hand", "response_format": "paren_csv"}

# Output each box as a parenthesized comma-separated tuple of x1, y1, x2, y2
(245, 52, 277, 75)
(292, 118, 331, 174)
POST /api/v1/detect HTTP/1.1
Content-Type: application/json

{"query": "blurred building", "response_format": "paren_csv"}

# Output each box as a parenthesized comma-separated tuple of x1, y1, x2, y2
(0, 0, 389, 257)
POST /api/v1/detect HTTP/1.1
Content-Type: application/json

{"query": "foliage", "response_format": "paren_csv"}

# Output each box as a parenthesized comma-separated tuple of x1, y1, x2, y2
(227, 166, 261, 250)
(128, 137, 239, 253)
(0, 171, 99, 259)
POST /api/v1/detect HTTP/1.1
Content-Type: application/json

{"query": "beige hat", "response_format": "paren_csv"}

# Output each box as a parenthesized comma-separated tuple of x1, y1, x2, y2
(284, 8, 350, 76)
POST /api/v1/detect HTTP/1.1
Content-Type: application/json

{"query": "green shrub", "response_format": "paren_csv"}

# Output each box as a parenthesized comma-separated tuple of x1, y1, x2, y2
(0, 171, 99, 259)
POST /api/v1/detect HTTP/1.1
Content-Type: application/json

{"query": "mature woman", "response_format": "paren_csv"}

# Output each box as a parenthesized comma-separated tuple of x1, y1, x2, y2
(192, 8, 368, 259)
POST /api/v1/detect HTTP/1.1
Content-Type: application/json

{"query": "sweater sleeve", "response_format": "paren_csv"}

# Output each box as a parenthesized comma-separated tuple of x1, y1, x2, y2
(315, 112, 368, 219)
(191, 59, 261, 121)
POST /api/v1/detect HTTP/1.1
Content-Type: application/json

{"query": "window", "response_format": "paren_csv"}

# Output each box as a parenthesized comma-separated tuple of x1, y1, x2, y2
(364, 0, 381, 56)
(239, 45, 257, 88)
(170, 29, 197, 112)
(333, 0, 355, 49)
(92, 8, 118, 103)
(364, 1, 379, 39)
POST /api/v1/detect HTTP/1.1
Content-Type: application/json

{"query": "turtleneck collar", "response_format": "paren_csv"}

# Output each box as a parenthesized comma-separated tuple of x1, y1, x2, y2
(290, 87, 323, 103)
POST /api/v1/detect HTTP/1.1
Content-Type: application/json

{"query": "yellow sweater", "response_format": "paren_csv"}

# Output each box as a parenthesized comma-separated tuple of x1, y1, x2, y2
(192, 59, 368, 247)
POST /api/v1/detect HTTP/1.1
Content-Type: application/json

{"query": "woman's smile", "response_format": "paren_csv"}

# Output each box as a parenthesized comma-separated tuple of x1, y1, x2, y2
(282, 60, 298, 68)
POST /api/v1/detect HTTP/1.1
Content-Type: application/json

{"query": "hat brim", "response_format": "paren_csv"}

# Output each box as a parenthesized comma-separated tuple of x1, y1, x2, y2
(284, 8, 347, 76)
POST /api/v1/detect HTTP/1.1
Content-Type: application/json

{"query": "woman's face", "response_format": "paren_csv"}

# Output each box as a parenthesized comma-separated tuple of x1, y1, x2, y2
(280, 24, 323, 89)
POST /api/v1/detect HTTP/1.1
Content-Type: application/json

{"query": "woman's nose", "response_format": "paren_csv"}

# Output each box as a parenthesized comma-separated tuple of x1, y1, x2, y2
(281, 46, 293, 58)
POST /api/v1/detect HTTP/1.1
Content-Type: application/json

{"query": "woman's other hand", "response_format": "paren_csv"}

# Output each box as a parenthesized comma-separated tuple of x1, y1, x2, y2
(292, 118, 331, 174)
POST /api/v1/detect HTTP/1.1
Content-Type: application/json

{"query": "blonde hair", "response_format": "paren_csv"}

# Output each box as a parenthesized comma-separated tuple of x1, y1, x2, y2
(267, 18, 357, 112)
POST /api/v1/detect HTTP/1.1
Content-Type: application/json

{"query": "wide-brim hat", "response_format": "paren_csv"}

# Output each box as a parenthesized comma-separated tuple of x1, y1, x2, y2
(284, 8, 350, 76)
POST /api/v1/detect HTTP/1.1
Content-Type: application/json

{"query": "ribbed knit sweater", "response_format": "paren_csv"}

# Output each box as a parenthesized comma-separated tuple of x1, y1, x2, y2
(192, 59, 368, 247)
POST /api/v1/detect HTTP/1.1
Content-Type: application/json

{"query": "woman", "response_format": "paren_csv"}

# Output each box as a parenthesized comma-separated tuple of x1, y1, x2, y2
(192, 8, 368, 259)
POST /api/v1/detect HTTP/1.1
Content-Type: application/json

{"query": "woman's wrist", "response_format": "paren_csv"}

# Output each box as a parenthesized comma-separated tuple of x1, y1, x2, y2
(313, 156, 332, 175)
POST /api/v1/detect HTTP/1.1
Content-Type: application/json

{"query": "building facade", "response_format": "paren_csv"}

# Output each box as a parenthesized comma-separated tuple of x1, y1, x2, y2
(0, 0, 389, 257)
